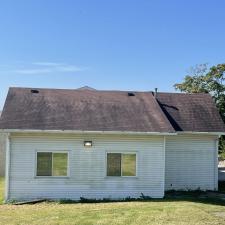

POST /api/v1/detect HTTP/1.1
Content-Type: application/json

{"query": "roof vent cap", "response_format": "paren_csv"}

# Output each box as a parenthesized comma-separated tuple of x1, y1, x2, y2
(128, 92, 135, 97)
(31, 89, 39, 94)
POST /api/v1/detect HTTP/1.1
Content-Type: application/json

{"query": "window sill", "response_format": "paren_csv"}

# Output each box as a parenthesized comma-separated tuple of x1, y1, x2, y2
(104, 176, 138, 179)
(34, 176, 70, 179)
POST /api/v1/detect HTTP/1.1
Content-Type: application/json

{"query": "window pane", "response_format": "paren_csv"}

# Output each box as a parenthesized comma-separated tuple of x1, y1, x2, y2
(122, 154, 136, 176)
(53, 153, 68, 176)
(37, 152, 52, 176)
(107, 153, 121, 176)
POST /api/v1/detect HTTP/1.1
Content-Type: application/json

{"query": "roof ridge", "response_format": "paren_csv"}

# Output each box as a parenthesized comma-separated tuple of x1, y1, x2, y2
(158, 91, 210, 95)
(8, 87, 153, 94)
(7, 87, 212, 96)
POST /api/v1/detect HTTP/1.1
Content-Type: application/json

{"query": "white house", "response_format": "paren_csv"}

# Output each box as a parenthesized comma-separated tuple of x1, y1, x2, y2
(0, 87, 224, 201)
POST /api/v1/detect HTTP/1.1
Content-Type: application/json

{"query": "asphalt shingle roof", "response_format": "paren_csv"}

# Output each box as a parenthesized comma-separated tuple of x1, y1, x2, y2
(157, 92, 225, 132)
(0, 87, 174, 132)
(0, 87, 224, 133)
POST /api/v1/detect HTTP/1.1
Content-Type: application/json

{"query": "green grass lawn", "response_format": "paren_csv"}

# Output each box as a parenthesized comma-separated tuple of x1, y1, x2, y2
(0, 178, 225, 225)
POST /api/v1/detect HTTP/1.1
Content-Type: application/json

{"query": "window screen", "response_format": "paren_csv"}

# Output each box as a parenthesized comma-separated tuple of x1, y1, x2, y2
(37, 152, 68, 176)
(107, 153, 136, 176)
(107, 153, 121, 176)
(122, 154, 136, 176)
(53, 153, 68, 176)
(37, 152, 52, 176)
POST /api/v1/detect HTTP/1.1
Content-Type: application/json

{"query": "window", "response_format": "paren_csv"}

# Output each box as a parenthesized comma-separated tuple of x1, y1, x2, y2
(107, 153, 136, 177)
(36, 152, 68, 177)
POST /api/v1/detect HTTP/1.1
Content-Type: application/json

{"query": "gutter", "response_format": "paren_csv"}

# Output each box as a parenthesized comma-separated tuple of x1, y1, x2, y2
(1, 129, 224, 136)
(177, 131, 225, 136)
(0, 129, 177, 136)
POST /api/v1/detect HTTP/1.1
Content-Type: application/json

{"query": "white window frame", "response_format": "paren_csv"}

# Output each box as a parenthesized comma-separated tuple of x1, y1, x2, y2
(35, 150, 70, 178)
(106, 152, 138, 177)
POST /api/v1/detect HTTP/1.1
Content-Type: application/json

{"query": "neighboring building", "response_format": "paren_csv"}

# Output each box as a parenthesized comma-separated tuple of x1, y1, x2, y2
(0, 87, 224, 201)
(0, 110, 5, 177)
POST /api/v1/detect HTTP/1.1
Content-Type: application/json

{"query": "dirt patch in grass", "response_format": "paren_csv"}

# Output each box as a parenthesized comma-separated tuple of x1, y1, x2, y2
(212, 211, 225, 218)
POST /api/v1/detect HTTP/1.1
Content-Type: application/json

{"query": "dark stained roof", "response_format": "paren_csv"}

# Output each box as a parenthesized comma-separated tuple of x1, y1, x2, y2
(0, 87, 224, 133)
(157, 92, 225, 132)
(0, 87, 174, 132)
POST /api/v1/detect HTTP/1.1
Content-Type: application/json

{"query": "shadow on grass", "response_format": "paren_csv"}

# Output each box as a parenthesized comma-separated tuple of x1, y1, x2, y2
(8, 182, 225, 207)
(10, 193, 225, 207)
(164, 191, 225, 207)
(219, 181, 225, 193)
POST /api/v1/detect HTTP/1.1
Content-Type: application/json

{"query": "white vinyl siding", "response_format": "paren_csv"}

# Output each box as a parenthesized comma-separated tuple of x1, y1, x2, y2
(165, 134, 218, 191)
(8, 133, 165, 201)
(0, 133, 6, 176)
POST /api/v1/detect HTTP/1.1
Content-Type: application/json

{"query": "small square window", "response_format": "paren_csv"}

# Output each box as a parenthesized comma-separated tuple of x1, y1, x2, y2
(36, 152, 68, 177)
(107, 153, 136, 177)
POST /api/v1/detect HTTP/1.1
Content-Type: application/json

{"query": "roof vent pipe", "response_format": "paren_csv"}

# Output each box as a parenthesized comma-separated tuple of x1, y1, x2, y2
(154, 88, 158, 98)
(128, 92, 135, 97)
(31, 89, 39, 94)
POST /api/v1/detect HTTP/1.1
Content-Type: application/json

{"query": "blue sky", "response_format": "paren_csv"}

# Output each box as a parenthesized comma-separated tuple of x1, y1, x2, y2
(0, 0, 225, 109)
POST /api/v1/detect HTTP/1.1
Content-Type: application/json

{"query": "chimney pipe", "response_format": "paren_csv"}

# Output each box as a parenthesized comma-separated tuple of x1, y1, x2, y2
(154, 88, 158, 98)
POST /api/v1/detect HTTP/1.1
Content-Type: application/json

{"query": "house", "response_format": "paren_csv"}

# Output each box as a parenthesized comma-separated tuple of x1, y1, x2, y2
(0, 87, 224, 201)
(0, 110, 6, 177)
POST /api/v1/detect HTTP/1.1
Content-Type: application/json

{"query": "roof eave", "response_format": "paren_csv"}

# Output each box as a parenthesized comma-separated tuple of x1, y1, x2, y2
(0, 129, 177, 136)
(177, 131, 225, 136)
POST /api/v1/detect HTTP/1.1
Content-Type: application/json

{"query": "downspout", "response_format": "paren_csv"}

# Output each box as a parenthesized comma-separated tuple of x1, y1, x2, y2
(215, 137, 219, 191)
(163, 136, 166, 196)
(5, 133, 10, 202)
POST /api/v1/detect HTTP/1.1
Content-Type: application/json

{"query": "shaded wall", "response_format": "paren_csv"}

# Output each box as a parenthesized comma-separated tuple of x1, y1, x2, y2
(0, 133, 5, 176)
(165, 134, 218, 191)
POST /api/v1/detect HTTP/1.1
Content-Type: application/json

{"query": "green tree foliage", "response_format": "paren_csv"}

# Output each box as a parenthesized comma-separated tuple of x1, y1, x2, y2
(174, 63, 225, 158)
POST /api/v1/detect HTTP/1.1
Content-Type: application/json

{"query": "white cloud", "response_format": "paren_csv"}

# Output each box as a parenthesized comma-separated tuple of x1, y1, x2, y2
(13, 68, 52, 74)
(57, 65, 84, 72)
(3, 61, 86, 74)
(32, 62, 64, 67)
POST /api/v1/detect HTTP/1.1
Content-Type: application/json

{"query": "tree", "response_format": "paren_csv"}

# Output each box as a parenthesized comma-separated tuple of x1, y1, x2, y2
(174, 63, 225, 157)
